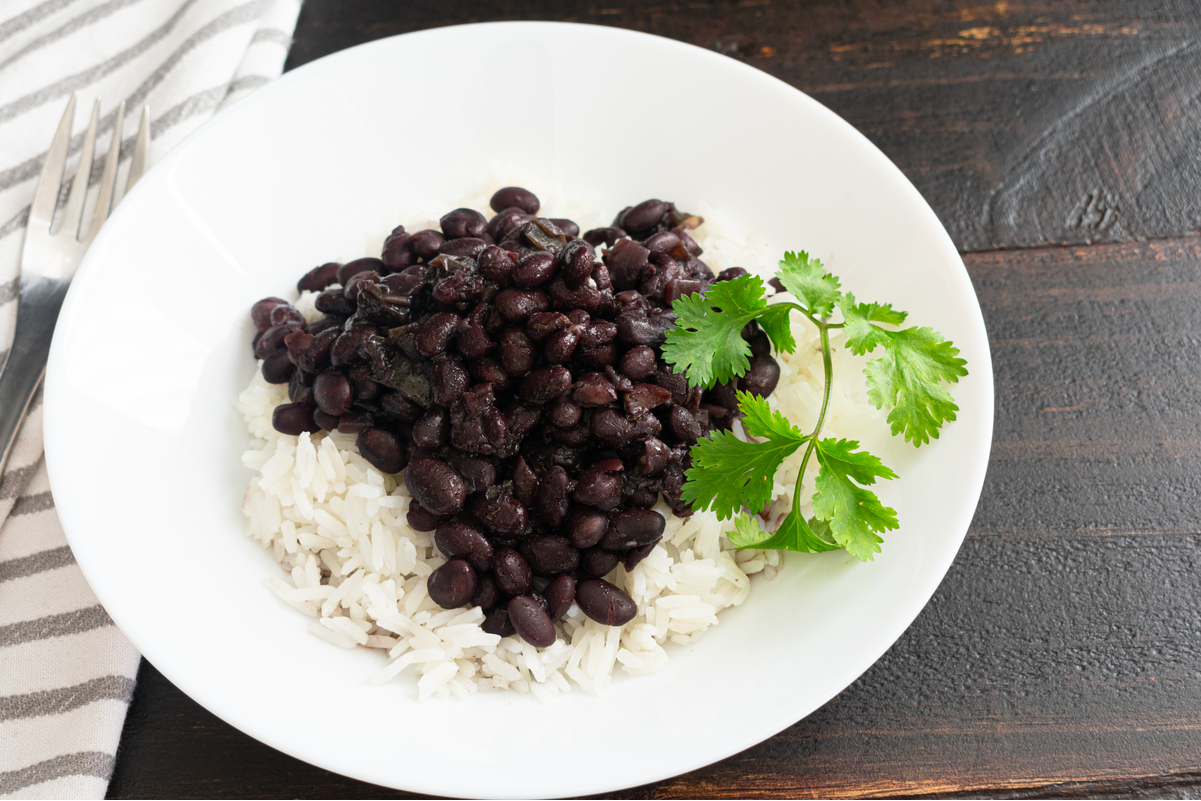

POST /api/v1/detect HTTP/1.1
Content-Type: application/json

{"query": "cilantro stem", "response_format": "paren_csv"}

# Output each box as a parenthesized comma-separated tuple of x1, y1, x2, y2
(791, 321, 834, 514)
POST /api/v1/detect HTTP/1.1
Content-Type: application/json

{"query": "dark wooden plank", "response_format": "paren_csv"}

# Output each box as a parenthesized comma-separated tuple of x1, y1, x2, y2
(109, 236, 1201, 798)
(282, 0, 1201, 252)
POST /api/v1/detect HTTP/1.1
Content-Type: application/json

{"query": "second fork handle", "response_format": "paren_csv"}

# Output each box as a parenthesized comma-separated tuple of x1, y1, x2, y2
(0, 276, 70, 477)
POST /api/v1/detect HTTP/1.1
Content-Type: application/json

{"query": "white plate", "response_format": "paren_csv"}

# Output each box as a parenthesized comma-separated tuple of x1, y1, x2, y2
(44, 21, 993, 799)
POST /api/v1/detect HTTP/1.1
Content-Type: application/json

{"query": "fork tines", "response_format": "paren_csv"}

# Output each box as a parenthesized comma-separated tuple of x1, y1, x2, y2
(30, 93, 151, 246)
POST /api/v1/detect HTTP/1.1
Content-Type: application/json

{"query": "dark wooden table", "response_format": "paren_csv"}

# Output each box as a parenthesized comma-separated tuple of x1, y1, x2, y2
(107, 1, 1201, 798)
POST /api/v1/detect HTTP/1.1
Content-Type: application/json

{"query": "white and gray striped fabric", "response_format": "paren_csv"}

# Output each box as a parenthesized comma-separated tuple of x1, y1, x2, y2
(0, 1, 301, 797)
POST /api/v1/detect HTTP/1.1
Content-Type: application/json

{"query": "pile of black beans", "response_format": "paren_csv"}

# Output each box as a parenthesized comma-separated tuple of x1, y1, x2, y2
(249, 187, 780, 649)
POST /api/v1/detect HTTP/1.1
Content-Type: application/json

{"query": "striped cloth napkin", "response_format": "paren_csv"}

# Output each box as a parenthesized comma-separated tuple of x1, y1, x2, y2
(0, 1, 301, 797)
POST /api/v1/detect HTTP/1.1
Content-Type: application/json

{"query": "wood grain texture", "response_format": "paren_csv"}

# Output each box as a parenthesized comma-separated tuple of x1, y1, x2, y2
(107, 236, 1201, 799)
(282, 0, 1201, 252)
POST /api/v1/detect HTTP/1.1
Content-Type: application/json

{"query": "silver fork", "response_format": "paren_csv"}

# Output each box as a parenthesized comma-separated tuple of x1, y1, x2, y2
(0, 94, 150, 473)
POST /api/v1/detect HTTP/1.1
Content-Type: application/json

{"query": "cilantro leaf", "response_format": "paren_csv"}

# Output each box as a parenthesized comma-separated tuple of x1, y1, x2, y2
(840, 294, 968, 446)
(776, 251, 841, 319)
(811, 438, 898, 561)
(756, 303, 797, 356)
(683, 393, 809, 520)
(733, 510, 843, 553)
(663, 275, 768, 388)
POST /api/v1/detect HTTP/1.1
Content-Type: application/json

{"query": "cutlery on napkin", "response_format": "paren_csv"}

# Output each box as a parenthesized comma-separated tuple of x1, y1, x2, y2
(0, 1, 301, 796)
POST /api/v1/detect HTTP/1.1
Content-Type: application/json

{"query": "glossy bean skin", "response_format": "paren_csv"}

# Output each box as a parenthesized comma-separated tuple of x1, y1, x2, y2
(356, 428, 405, 474)
(495, 289, 550, 322)
(411, 409, 449, 449)
(409, 229, 446, 259)
(544, 574, 576, 620)
(473, 575, 501, 611)
(494, 548, 532, 596)
(415, 312, 460, 356)
(490, 186, 540, 215)
(440, 208, 488, 238)
(435, 521, 494, 572)
(600, 509, 666, 550)
(566, 505, 609, 548)
(519, 366, 572, 404)
(580, 546, 620, 577)
(559, 239, 595, 290)
(512, 252, 556, 288)
(507, 596, 556, 648)
(620, 199, 668, 233)
(313, 371, 354, 416)
(575, 578, 637, 626)
(261, 351, 295, 384)
(572, 468, 622, 511)
(739, 354, 781, 398)
(297, 263, 341, 292)
(470, 489, 529, 538)
(406, 501, 441, 532)
(272, 402, 319, 435)
(519, 535, 579, 577)
(482, 607, 515, 637)
(427, 560, 478, 608)
(404, 459, 466, 516)
(534, 465, 572, 527)
(499, 328, 538, 376)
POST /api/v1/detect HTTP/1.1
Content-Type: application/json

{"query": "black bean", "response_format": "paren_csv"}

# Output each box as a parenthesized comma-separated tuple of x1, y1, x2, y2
(255, 323, 300, 359)
(543, 329, 578, 364)
(336, 411, 374, 434)
(288, 370, 314, 404)
(494, 548, 532, 596)
(440, 208, 488, 238)
(470, 357, 510, 390)
(338, 257, 385, 286)
(495, 288, 549, 322)
(578, 321, 617, 349)
(381, 231, 414, 271)
(490, 187, 540, 215)
(272, 402, 318, 435)
(473, 576, 501, 611)
(547, 395, 582, 428)
(499, 327, 537, 376)
(580, 547, 620, 577)
(409, 229, 446, 259)
(583, 227, 626, 248)
(564, 507, 608, 550)
(415, 312, 459, 357)
(268, 303, 305, 328)
(261, 351, 295, 384)
(524, 311, 569, 341)
(547, 277, 601, 312)
(572, 469, 622, 511)
(519, 535, 579, 577)
(313, 370, 353, 416)
(575, 578, 637, 626)
(427, 560, 478, 608)
(717, 266, 748, 282)
(601, 509, 666, 550)
(482, 607, 516, 637)
(573, 372, 617, 407)
(488, 208, 533, 242)
(590, 407, 636, 448)
(285, 328, 336, 374)
(406, 500, 441, 532)
(297, 263, 341, 292)
(620, 199, 668, 233)
(508, 596, 556, 647)
(404, 459, 466, 516)
(435, 521, 494, 572)
(739, 354, 781, 397)
(637, 438, 671, 476)
(448, 452, 498, 495)
(512, 251, 556, 288)
(665, 278, 704, 304)
(475, 245, 514, 285)
(644, 231, 681, 256)
(439, 236, 487, 259)
(357, 428, 405, 474)
(412, 409, 448, 448)
(252, 297, 290, 331)
(619, 346, 656, 381)
(616, 307, 675, 347)
(470, 488, 529, 538)
(431, 356, 470, 406)
(512, 457, 540, 507)
(534, 466, 571, 527)
(380, 391, 423, 422)
(558, 239, 595, 290)
(432, 272, 484, 307)
(313, 409, 338, 431)
(673, 228, 703, 258)
(624, 383, 672, 416)
(519, 366, 573, 404)
(544, 575, 576, 620)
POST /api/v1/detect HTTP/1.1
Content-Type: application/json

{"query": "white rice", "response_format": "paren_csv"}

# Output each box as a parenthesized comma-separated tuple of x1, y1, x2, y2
(238, 195, 891, 699)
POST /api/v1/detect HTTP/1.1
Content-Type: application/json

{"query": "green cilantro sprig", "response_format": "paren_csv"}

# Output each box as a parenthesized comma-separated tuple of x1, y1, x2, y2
(662, 251, 967, 560)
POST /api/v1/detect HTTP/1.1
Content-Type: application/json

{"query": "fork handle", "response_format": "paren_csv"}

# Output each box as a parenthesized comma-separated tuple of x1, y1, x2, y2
(0, 276, 70, 476)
